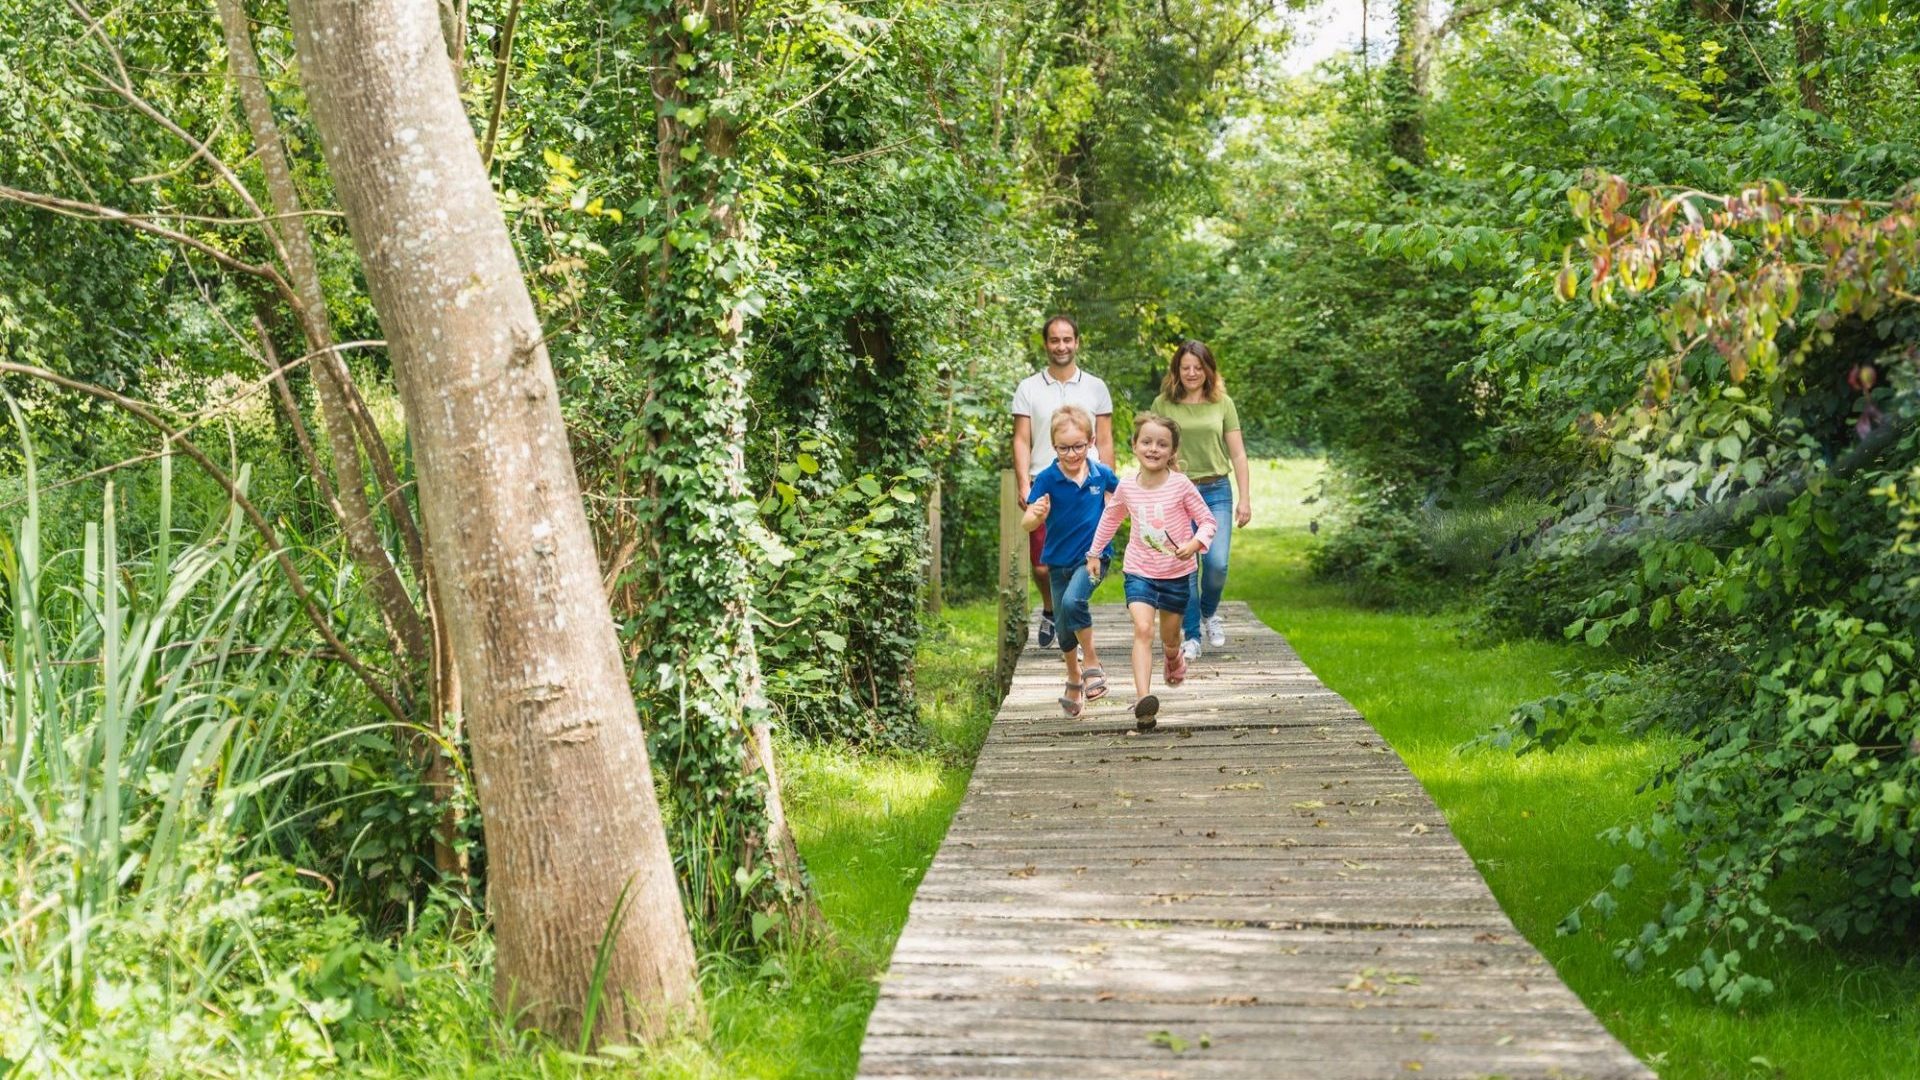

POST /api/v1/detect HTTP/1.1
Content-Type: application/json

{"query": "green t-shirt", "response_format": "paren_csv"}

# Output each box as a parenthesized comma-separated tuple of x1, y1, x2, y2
(1149, 393, 1241, 480)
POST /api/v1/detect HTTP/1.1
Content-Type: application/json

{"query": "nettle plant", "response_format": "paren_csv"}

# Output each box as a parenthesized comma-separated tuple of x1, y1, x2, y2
(1522, 174, 1920, 1002)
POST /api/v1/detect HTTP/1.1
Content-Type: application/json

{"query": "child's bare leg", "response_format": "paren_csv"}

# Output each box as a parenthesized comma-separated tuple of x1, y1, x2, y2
(1159, 609, 1183, 655)
(1129, 602, 1156, 698)
(1077, 625, 1101, 670)
(1062, 645, 1084, 702)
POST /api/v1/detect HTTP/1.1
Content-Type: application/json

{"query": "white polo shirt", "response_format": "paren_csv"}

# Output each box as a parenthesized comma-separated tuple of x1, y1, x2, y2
(1011, 366, 1114, 479)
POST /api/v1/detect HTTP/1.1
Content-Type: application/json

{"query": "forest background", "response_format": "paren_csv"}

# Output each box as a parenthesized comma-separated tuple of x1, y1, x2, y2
(1, 0, 1917, 1075)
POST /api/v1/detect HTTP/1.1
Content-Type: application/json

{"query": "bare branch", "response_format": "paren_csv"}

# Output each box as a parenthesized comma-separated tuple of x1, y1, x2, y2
(0, 183, 300, 304)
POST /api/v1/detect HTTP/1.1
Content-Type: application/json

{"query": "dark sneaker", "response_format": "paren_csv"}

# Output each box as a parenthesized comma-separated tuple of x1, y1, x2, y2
(1134, 695, 1159, 733)
(1037, 613, 1056, 649)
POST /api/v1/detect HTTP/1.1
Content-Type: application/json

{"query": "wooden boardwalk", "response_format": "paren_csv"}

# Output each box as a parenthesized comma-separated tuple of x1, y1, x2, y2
(859, 603, 1652, 1079)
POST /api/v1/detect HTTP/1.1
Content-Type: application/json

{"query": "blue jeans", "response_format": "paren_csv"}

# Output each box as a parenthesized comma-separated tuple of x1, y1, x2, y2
(1183, 477, 1234, 641)
(1047, 559, 1107, 654)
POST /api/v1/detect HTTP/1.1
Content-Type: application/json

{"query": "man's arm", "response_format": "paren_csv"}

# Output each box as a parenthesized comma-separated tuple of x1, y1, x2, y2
(1095, 413, 1116, 470)
(1012, 414, 1033, 507)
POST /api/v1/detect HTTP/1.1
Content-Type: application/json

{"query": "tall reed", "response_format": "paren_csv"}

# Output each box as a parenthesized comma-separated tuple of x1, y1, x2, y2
(0, 402, 388, 1072)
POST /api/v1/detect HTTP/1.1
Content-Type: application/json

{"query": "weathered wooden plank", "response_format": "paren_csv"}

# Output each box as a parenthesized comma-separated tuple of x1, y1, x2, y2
(858, 602, 1650, 1079)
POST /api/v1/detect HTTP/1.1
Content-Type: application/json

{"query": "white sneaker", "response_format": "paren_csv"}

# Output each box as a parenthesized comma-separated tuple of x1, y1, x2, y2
(1181, 638, 1202, 662)
(1204, 615, 1226, 648)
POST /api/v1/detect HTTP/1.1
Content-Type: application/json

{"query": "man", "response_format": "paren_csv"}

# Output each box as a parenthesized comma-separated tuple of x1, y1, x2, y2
(1011, 315, 1116, 647)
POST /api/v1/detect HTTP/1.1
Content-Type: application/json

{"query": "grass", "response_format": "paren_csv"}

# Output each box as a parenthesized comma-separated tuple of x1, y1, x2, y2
(623, 601, 1002, 1079)
(1226, 459, 1920, 1080)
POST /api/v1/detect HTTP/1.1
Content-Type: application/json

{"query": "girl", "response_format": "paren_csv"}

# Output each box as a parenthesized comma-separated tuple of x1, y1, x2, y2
(1086, 413, 1217, 731)
(1150, 340, 1252, 659)
(1022, 405, 1118, 717)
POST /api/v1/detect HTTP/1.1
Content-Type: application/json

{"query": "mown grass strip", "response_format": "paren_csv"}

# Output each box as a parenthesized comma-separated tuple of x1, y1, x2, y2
(1230, 460, 1920, 1080)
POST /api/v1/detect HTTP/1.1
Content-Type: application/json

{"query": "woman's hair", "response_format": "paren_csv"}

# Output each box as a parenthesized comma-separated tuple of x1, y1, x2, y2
(1160, 339, 1224, 403)
(1050, 404, 1094, 443)
(1041, 314, 1079, 341)
(1131, 411, 1181, 451)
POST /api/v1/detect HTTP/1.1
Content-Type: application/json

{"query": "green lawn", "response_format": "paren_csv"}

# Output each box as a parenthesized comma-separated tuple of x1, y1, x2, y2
(1227, 460, 1920, 1080)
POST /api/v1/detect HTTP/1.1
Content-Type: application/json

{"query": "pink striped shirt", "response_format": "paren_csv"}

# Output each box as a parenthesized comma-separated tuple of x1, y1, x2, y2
(1088, 472, 1217, 580)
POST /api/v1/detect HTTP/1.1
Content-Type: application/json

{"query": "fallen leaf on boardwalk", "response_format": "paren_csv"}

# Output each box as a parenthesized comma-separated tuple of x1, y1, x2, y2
(1402, 1061, 1423, 1072)
(1212, 994, 1259, 1006)
(1095, 992, 1118, 1001)
(1473, 932, 1506, 944)
(1147, 1031, 1189, 1054)
(1496, 1034, 1516, 1046)
(1007, 865, 1037, 878)
(1291, 800, 1325, 810)
(1406, 823, 1430, 835)
(1219, 782, 1264, 791)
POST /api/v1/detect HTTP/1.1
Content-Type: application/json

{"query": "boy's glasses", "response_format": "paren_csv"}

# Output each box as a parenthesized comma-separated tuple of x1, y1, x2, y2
(1056, 442, 1091, 455)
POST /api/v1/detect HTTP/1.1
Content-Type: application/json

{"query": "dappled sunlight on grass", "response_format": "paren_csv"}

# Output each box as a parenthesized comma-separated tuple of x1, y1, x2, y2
(660, 599, 999, 1079)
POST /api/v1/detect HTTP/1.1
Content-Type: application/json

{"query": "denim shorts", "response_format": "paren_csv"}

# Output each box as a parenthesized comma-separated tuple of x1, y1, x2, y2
(1123, 572, 1191, 614)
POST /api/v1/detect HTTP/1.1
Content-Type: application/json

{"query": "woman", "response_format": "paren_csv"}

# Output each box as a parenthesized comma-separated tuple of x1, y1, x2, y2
(1149, 340, 1252, 659)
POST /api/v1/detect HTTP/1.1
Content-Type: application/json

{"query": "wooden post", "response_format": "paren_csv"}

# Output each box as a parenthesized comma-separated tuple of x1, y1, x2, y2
(996, 468, 1028, 694)
(926, 476, 944, 617)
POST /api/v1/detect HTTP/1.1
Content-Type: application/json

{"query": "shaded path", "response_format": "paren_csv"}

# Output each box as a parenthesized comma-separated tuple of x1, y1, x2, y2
(858, 602, 1651, 1079)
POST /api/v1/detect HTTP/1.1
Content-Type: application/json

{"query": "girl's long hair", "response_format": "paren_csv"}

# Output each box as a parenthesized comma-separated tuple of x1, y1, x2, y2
(1160, 339, 1224, 403)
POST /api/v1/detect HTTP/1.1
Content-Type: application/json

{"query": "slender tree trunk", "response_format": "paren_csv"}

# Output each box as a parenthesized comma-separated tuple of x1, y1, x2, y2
(1794, 16, 1826, 116)
(288, 0, 700, 1044)
(216, 0, 430, 677)
(1386, 0, 1430, 172)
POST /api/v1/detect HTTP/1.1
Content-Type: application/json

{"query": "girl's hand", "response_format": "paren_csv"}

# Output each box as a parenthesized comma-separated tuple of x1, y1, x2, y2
(1085, 554, 1102, 581)
(1235, 502, 1252, 528)
(1174, 539, 1202, 560)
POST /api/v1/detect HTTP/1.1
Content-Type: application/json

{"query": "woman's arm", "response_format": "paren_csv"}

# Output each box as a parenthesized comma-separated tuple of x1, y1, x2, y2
(1226, 429, 1253, 527)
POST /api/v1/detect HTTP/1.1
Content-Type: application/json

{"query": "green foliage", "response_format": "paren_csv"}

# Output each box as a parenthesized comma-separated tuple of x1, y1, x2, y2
(0, 435, 430, 1072)
(1287, 0, 1920, 1001)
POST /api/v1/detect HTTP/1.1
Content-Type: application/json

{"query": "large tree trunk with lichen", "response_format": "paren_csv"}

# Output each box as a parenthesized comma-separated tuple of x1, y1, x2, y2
(288, 0, 699, 1044)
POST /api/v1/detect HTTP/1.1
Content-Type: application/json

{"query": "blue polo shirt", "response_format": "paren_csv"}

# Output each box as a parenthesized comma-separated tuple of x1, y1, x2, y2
(1027, 460, 1118, 568)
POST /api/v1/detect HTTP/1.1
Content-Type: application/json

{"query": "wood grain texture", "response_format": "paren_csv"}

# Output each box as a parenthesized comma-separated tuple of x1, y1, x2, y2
(858, 603, 1651, 1079)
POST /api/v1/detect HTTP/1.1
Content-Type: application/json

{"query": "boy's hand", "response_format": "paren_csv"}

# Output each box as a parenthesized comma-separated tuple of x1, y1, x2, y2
(1085, 554, 1102, 581)
(1030, 494, 1051, 519)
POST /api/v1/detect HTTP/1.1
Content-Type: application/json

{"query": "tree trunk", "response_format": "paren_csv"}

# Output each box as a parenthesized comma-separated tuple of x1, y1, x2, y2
(288, 0, 699, 1044)
(637, 0, 814, 931)
(1386, 0, 1430, 173)
(216, 0, 430, 678)
(1794, 16, 1826, 116)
